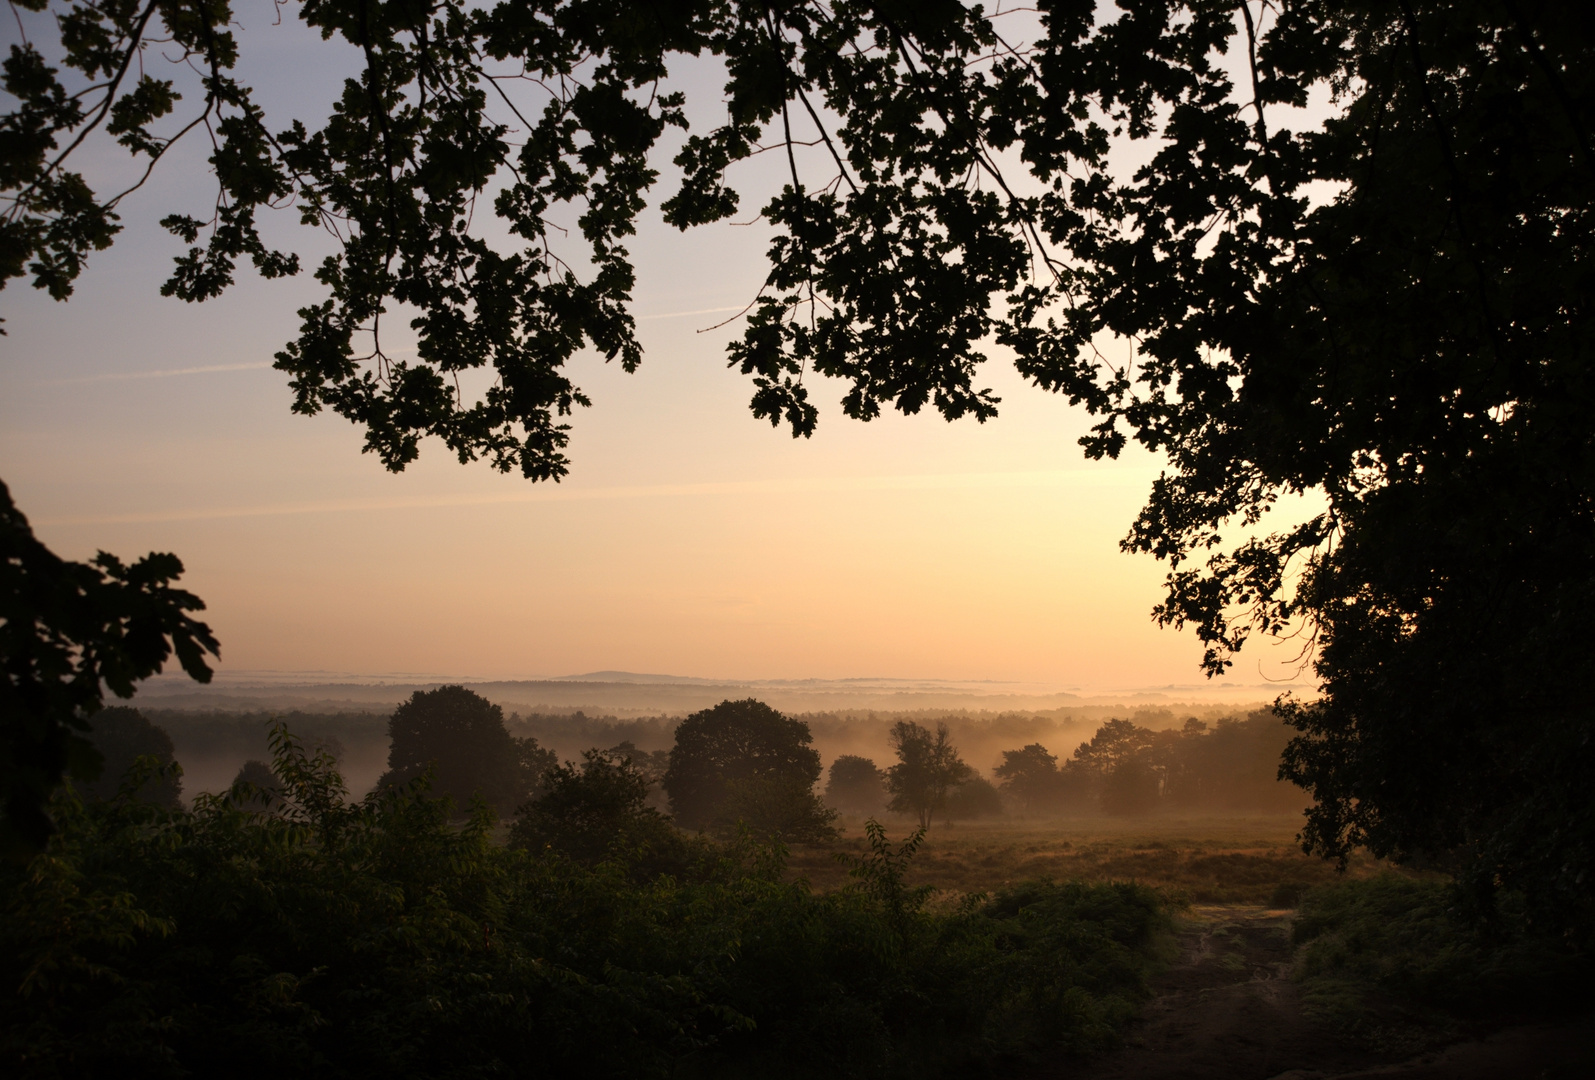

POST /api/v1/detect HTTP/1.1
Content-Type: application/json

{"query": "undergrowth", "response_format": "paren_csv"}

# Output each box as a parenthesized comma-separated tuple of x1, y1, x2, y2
(2, 726, 1173, 1079)
(1292, 874, 1592, 1051)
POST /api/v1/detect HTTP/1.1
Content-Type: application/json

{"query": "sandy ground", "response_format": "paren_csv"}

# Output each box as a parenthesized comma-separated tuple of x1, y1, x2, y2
(1021, 905, 1595, 1080)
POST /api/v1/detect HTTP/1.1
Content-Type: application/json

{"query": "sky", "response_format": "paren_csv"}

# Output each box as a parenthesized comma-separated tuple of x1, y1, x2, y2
(0, 4, 1317, 692)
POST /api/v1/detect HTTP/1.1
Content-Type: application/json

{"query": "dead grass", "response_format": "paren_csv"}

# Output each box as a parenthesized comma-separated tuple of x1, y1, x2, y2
(787, 813, 1405, 905)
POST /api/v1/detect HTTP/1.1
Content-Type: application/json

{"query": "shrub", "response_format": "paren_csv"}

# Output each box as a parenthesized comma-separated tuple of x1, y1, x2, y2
(510, 748, 709, 879)
(2, 727, 1173, 1078)
(1292, 874, 1589, 1022)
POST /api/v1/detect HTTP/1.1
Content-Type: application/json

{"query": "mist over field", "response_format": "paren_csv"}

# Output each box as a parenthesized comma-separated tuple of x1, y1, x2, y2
(132, 670, 1307, 811)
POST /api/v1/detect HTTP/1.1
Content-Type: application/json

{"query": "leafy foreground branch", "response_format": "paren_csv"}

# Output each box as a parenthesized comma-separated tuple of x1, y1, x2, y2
(1, 726, 1170, 1079)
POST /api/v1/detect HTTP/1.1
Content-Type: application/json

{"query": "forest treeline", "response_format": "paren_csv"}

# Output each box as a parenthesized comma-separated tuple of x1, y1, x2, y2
(135, 702, 1302, 818)
(3, 693, 1174, 1077)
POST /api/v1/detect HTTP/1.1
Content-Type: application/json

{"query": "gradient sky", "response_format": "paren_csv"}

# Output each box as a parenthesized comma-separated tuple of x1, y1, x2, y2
(0, 6, 1317, 691)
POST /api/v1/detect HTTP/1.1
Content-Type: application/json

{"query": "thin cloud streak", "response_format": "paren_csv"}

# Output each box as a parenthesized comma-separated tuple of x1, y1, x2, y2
(36, 468, 1158, 527)
(635, 305, 748, 321)
(36, 310, 737, 386)
(43, 310, 738, 384)
(51, 362, 273, 384)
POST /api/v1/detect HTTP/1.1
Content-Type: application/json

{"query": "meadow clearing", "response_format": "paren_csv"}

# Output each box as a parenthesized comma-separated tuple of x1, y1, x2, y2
(783, 815, 1594, 1080)
(788, 813, 1393, 905)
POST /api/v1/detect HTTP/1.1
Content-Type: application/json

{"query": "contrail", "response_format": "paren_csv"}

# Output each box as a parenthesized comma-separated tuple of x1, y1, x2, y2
(54, 361, 273, 384)
(635, 305, 748, 321)
(47, 310, 742, 385)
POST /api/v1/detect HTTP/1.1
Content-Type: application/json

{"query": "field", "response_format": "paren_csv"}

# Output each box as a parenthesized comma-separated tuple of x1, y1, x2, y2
(781, 816, 1595, 1079)
(787, 813, 1402, 905)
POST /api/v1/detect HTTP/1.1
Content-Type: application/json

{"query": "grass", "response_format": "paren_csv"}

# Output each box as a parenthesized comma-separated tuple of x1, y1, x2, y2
(787, 813, 1403, 905)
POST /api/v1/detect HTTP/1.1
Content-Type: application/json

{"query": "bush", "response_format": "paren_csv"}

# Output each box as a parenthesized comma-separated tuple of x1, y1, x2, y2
(1292, 874, 1589, 1023)
(509, 748, 708, 879)
(2, 727, 1176, 1078)
(978, 877, 1173, 1053)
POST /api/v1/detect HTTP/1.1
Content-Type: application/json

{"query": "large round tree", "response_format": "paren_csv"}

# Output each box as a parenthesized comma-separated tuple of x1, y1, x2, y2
(380, 685, 554, 816)
(662, 699, 834, 839)
(824, 755, 887, 816)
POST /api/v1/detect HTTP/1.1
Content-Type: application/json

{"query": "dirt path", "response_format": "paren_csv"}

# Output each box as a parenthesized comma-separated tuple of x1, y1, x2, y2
(1022, 905, 1595, 1080)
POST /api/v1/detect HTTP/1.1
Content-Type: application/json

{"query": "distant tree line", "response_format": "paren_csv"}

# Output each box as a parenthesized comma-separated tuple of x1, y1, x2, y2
(0, 687, 1319, 1078)
(135, 709, 387, 759)
(77, 694, 1301, 829)
(994, 714, 1305, 816)
(826, 713, 1304, 820)
(823, 721, 1002, 827)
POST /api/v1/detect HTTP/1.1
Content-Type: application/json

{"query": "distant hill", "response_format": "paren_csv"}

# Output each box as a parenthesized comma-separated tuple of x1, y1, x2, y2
(134, 669, 1307, 718)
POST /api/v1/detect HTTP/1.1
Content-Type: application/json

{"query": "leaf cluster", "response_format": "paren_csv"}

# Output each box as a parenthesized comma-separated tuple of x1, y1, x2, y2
(0, 480, 217, 858)
(8, 0, 1589, 677)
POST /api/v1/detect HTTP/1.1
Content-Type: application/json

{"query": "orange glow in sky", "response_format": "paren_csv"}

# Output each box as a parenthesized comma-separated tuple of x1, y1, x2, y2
(0, 18, 1317, 694)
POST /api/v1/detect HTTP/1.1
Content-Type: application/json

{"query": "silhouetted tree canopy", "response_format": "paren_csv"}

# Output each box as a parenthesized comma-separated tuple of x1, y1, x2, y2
(714, 772, 839, 842)
(510, 747, 701, 876)
(663, 699, 833, 838)
(987, 715, 1304, 818)
(7, 1, 1595, 916)
(305, 733, 346, 766)
(605, 740, 670, 786)
(886, 721, 972, 830)
(78, 706, 181, 808)
(379, 685, 554, 816)
(993, 744, 1062, 815)
(1078, 714, 1305, 817)
(0, 481, 216, 857)
(941, 775, 1003, 822)
(1099, 757, 1161, 818)
(824, 754, 886, 815)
